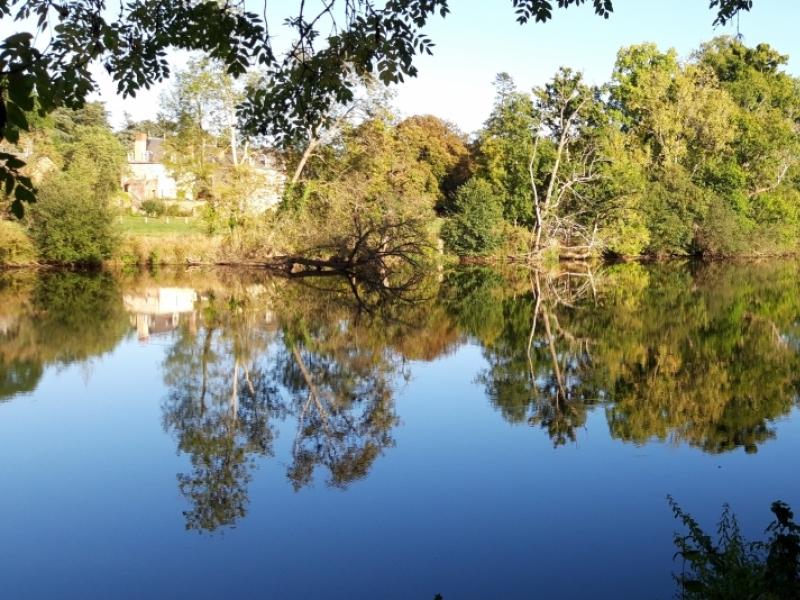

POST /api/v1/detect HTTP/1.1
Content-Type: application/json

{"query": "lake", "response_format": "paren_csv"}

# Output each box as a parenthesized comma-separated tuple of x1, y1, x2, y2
(1, 262, 799, 599)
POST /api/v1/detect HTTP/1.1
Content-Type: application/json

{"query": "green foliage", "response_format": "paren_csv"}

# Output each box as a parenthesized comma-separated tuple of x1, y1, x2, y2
(1, 1, 753, 212)
(267, 111, 448, 265)
(670, 498, 800, 599)
(476, 73, 539, 227)
(0, 219, 37, 264)
(441, 179, 505, 255)
(140, 199, 167, 217)
(27, 173, 117, 264)
(395, 115, 473, 210)
(62, 126, 126, 201)
(465, 36, 800, 258)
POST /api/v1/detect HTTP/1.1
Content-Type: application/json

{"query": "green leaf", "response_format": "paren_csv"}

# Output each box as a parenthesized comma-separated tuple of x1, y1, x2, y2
(10, 198, 25, 219)
(4, 102, 28, 132)
(7, 74, 35, 112)
(14, 184, 36, 204)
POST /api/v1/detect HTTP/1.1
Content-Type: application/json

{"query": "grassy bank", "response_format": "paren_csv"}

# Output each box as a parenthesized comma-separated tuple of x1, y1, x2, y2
(1, 215, 220, 268)
(111, 216, 221, 267)
(4, 213, 800, 269)
(116, 215, 205, 237)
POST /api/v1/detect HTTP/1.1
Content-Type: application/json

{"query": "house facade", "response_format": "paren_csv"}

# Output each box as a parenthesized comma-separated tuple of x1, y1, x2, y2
(121, 132, 286, 212)
(121, 133, 185, 202)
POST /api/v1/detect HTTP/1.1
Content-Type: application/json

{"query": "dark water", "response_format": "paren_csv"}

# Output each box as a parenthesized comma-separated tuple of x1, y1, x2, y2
(1, 262, 799, 599)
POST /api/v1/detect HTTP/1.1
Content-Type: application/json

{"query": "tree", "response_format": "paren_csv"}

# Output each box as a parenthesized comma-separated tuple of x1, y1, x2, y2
(0, 0, 756, 212)
(62, 126, 126, 202)
(159, 58, 272, 237)
(602, 38, 800, 256)
(441, 179, 504, 255)
(395, 114, 472, 209)
(27, 172, 117, 264)
(696, 37, 800, 253)
(268, 110, 448, 267)
(284, 75, 394, 186)
(476, 73, 539, 227)
(474, 69, 607, 256)
(529, 67, 602, 251)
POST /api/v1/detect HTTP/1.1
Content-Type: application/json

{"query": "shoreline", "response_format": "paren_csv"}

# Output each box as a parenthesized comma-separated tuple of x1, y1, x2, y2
(3, 251, 800, 271)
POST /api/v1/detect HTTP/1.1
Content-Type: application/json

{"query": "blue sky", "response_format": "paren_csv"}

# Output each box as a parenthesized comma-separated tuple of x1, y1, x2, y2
(83, 0, 800, 132)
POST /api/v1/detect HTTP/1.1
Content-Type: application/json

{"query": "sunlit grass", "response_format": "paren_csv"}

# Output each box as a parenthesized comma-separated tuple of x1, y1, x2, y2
(117, 215, 205, 237)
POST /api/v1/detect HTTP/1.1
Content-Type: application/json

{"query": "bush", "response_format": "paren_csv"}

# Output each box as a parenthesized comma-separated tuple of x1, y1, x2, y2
(140, 199, 167, 217)
(670, 497, 800, 599)
(441, 179, 505, 256)
(27, 174, 118, 265)
(692, 197, 753, 256)
(0, 220, 37, 265)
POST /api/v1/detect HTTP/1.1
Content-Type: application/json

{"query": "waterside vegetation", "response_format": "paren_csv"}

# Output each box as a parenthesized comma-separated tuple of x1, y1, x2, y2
(2, 36, 800, 268)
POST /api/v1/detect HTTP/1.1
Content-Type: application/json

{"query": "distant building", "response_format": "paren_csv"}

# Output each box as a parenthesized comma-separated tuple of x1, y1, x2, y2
(241, 151, 286, 212)
(121, 132, 286, 212)
(122, 133, 186, 202)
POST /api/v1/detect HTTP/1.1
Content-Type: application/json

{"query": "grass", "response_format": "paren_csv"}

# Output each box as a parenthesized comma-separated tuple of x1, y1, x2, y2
(113, 233, 222, 266)
(116, 215, 205, 237)
(113, 215, 220, 266)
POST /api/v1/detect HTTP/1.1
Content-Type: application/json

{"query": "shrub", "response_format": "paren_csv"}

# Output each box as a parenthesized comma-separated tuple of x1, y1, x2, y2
(692, 197, 753, 256)
(441, 179, 505, 256)
(27, 174, 118, 265)
(0, 220, 37, 265)
(140, 199, 167, 217)
(670, 497, 800, 599)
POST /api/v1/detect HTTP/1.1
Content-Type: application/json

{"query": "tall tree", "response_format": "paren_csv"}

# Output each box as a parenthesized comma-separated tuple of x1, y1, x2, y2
(0, 0, 756, 212)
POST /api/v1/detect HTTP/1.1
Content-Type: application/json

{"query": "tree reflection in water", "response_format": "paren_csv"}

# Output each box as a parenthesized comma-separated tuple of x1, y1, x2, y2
(0, 270, 128, 401)
(450, 262, 800, 452)
(3, 262, 799, 533)
(160, 270, 450, 531)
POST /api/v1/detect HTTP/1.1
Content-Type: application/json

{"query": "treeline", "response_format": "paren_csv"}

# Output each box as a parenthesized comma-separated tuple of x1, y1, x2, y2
(2, 36, 798, 265)
(286, 36, 800, 260)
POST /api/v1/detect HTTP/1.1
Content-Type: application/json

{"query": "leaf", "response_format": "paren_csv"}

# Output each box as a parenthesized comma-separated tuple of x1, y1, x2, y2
(7, 73, 36, 112)
(10, 198, 25, 219)
(5, 102, 29, 131)
(14, 184, 36, 204)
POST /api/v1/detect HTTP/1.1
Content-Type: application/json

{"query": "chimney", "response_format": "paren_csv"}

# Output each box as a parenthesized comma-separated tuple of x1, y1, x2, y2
(134, 132, 148, 162)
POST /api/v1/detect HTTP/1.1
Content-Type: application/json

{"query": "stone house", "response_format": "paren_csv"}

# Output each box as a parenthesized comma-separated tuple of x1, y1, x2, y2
(121, 133, 186, 202)
(121, 132, 285, 212)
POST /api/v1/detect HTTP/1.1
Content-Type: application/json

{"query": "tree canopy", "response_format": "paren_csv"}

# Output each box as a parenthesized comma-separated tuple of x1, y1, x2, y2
(0, 0, 756, 213)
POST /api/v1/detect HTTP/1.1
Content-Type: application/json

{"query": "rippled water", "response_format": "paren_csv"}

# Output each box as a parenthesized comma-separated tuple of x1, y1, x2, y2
(1, 262, 799, 599)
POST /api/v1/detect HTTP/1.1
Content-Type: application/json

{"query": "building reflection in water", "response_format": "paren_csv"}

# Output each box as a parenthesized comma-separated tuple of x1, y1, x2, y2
(123, 287, 198, 340)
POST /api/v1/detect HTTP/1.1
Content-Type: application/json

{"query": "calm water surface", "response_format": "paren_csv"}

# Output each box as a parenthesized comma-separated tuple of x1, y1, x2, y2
(1, 262, 799, 599)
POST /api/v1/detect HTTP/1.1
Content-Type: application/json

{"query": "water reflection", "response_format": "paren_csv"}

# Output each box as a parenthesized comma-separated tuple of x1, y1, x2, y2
(0, 271, 128, 400)
(2, 261, 799, 532)
(124, 287, 198, 340)
(453, 263, 800, 452)
(159, 274, 438, 530)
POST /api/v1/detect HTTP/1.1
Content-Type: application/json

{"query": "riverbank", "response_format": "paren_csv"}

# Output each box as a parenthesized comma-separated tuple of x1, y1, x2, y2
(4, 216, 800, 269)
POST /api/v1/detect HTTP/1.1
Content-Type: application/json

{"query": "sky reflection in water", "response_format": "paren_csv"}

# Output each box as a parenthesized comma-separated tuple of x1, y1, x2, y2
(1, 262, 799, 599)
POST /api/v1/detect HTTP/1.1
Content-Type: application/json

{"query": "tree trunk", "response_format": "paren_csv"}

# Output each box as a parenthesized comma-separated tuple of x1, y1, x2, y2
(291, 136, 320, 185)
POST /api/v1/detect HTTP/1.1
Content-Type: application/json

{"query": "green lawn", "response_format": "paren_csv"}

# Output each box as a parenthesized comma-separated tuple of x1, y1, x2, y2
(117, 215, 205, 237)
